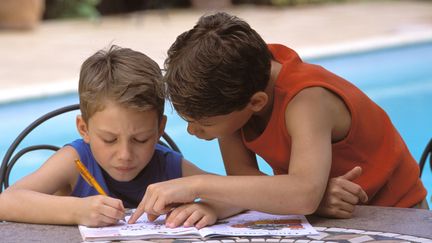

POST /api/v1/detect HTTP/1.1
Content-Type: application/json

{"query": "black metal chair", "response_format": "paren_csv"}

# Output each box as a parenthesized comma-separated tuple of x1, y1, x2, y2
(0, 104, 181, 193)
(419, 138, 432, 177)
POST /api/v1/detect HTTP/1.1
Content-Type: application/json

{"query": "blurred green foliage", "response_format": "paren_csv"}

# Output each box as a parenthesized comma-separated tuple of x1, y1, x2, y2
(43, 0, 378, 20)
(44, 0, 100, 19)
(269, 0, 358, 5)
(234, 0, 371, 6)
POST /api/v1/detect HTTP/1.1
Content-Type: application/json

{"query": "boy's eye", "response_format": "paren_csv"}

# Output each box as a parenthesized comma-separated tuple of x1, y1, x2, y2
(102, 138, 116, 143)
(134, 138, 148, 143)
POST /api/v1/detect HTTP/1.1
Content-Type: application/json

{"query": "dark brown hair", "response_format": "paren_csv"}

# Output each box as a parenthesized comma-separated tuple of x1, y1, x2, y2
(164, 12, 272, 120)
(79, 45, 163, 122)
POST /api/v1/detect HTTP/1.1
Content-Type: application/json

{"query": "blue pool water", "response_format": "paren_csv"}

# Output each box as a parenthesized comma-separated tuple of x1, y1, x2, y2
(1, 41, 431, 203)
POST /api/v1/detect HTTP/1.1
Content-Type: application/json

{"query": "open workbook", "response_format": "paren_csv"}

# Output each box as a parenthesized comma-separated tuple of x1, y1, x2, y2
(78, 210, 318, 241)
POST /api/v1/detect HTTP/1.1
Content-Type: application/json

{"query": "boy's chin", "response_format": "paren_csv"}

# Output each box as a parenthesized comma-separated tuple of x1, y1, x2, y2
(196, 136, 215, 141)
(111, 172, 138, 182)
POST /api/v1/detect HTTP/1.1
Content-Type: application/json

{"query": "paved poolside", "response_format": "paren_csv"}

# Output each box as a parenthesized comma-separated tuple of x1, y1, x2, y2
(1, 0, 432, 103)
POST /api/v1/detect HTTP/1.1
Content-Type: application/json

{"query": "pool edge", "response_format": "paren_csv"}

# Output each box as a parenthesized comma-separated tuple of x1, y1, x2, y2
(1, 30, 432, 105)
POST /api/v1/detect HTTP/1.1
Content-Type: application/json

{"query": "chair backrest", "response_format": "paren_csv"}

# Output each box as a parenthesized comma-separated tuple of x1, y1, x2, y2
(0, 104, 181, 193)
(419, 138, 432, 177)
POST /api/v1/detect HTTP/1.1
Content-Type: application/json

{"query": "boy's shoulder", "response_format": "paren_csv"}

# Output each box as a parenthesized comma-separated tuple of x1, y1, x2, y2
(68, 138, 86, 147)
(155, 143, 177, 153)
(152, 143, 183, 179)
(66, 139, 91, 155)
(154, 143, 182, 161)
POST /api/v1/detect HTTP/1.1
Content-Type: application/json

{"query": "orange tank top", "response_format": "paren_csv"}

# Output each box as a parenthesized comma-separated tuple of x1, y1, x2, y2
(243, 44, 426, 207)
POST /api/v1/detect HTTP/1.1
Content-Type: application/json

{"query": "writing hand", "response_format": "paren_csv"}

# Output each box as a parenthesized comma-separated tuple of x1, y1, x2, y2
(76, 195, 125, 227)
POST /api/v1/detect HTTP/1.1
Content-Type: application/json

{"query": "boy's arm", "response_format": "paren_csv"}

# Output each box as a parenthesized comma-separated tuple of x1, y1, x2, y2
(220, 132, 368, 218)
(212, 87, 334, 213)
(155, 159, 245, 226)
(130, 87, 343, 221)
(0, 146, 125, 226)
(131, 107, 330, 222)
(182, 158, 246, 218)
(222, 87, 368, 219)
(218, 132, 266, 176)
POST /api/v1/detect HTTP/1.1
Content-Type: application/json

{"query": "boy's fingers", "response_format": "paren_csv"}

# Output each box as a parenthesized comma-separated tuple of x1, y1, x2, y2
(341, 166, 362, 181)
(129, 190, 159, 224)
(340, 179, 369, 204)
(147, 213, 160, 222)
(102, 196, 124, 209)
(183, 211, 203, 227)
(128, 206, 145, 224)
(337, 188, 360, 205)
(333, 208, 355, 219)
(101, 198, 126, 220)
(167, 211, 189, 228)
(358, 189, 368, 203)
(336, 200, 355, 215)
(339, 166, 368, 203)
(320, 201, 355, 219)
(191, 214, 208, 229)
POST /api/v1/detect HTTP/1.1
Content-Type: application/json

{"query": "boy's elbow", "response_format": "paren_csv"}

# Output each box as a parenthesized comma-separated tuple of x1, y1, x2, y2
(299, 201, 319, 215)
(295, 200, 318, 215)
(296, 185, 323, 215)
(0, 193, 8, 219)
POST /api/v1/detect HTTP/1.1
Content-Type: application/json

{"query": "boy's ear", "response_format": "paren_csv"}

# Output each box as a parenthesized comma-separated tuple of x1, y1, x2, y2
(76, 115, 90, 143)
(248, 91, 268, 112)
(158, 115, 167, 137)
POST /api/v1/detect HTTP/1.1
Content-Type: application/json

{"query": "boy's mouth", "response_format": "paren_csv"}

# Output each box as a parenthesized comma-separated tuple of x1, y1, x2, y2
(115, 166, 135, 173)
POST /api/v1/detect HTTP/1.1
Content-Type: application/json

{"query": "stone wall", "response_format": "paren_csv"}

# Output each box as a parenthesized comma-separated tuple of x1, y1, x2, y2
(0, 0, 45, 29)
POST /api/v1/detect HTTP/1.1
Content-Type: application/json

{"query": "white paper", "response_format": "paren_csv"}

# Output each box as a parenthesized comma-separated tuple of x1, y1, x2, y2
(78, 210, 318, 242)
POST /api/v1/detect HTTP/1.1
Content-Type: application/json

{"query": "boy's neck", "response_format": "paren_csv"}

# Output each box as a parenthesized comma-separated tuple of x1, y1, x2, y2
(255, 60, 282, 119)
(244, 60, 282, 139)
(269, 59, 282, 90)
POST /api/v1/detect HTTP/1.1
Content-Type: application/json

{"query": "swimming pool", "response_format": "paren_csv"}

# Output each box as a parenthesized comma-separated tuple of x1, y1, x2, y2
(1, 41, 431, 203)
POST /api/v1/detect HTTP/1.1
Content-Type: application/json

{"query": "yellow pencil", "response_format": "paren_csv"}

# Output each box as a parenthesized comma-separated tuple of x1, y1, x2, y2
(74, 159, 108, 196)
(75, 159, 129, 222)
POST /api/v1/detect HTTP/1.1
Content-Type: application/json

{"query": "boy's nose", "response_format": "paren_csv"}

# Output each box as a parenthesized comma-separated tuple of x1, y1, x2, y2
(118, 142, 132, 161)
(187, 123, 197, 135)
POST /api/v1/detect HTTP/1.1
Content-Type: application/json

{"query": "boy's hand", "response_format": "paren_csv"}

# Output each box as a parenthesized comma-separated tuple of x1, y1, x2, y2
(76, 195, 125, 227)
(128, 176, 199, 224)
(315, 166, 368, 219)
(165, 202, 217, 229)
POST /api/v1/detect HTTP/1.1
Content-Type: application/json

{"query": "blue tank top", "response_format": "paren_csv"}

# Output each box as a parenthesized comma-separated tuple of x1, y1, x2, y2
(68, 139, 182, 208)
